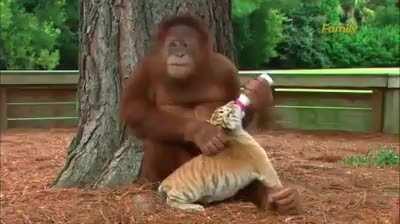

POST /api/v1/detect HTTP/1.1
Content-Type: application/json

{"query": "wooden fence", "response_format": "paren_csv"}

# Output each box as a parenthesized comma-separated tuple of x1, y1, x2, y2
(0, 68, 399, 134)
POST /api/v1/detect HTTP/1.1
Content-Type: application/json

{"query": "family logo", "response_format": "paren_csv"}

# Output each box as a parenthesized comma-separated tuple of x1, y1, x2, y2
(321, 23, 357, 34)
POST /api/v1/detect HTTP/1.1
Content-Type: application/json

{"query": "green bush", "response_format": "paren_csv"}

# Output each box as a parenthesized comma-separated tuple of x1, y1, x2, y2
(270, 1, 338, 68)
(232, 0, 297, 69)
(0, 0, 64, 69)
(370, 0, 400, 26)
(324, 25, 400, 67)
(268, 0, 400, 68)
(0, 0, 78, 70)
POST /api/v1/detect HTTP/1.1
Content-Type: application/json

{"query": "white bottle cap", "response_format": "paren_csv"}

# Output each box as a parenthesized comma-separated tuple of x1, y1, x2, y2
(259, 72, 274, 86)
(237, 94, 251, 107)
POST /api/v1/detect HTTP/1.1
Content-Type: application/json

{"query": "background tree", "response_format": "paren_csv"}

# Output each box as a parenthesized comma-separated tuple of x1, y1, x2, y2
(56, 0, 80, 69)
(232, 0, 299, 69)
(53, 0, 235, 188)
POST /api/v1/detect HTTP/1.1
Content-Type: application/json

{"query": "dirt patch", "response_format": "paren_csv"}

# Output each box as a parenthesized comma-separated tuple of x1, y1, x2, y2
(1, 128, 399, 224)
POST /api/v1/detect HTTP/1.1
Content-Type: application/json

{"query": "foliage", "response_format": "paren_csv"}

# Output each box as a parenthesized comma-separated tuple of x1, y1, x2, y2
(56, 0, 79, 69)
(0, 0, 65, 69)
(232, 0, 299, 69)
(341, 147, 400, 168)
(0, 0, 78, 70)
(232, 0, 264, 18)
(270, 1, 338, 68)
(1, 0, 398, 70)
(371, 0, 400, 26)
(324, 25, 400, 67)
(339, 0, 376, 25)
(267, 0, 400, 68)
(233, 8, 287, 68)
(322, 0, 342, 24)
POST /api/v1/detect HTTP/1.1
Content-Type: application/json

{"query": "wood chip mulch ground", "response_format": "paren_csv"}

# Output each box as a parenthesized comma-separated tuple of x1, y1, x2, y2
(1, 128, 399, 224)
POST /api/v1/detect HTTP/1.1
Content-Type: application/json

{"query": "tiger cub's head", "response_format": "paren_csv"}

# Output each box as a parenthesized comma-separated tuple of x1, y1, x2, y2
(207, 101, 243, 132)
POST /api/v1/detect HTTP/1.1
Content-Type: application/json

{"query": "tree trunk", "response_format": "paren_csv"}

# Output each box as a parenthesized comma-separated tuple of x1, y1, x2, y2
(53, 0, 235, 188)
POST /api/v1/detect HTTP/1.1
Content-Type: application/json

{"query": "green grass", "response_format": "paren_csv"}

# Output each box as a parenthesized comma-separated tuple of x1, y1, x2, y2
(341, 147, 400, 168)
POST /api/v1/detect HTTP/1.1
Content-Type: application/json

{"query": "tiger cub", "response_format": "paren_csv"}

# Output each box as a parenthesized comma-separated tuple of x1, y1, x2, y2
(158, 101, 283, 212)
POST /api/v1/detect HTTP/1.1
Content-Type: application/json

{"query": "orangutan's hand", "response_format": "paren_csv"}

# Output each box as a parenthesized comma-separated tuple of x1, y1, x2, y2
(242, 78, 273, 112)
(267, 187, 303, 215)
(185, 121, 228, 156)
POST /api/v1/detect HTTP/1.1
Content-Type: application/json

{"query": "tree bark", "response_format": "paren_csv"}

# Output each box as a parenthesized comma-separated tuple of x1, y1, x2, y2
(53, 0, 235, 188)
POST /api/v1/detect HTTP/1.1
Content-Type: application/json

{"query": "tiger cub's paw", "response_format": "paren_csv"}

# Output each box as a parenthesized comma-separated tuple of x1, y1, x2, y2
(167, 201, 205, 212)
(181, 204, 205, 212)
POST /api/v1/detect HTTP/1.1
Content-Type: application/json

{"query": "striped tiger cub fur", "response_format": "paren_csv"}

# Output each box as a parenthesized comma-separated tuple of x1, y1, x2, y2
(158, 101, 283, 212)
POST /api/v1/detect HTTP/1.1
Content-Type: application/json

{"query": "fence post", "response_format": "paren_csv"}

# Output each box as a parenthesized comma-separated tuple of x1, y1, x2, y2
(371, 88, 384, 132)
(0, 87, 7, 131)
(383, 74, 400, 134)
(383, 89, 400, 134)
